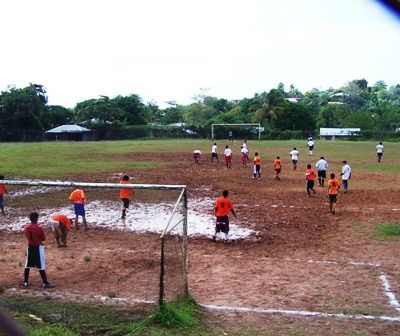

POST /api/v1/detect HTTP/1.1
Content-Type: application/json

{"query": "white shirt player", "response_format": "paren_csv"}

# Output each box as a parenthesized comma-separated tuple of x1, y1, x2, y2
(224, 148, 232, 157)
(193, 149, 201, 155)
(240, 146, 248, 155)
(376, 144, 384, 153)
(307, 140, 315, 148)
(341, 163, 352, 180)
(316, 158, 328, 171)
(289, 149, 299, 161)
(211, 145, 217, 153)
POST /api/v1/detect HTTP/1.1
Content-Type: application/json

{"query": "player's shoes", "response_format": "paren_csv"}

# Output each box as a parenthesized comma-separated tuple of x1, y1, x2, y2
(43, 283, 55, 289)
(23, 281, 29, 288)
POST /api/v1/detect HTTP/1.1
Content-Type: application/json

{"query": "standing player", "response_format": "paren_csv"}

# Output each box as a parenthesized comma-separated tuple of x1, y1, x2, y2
(213, 190, 236, 242)
(241, 145, 249, 167)
(315, 156, 328, 187)
(274, 156, 282, 180)
(224, 145, 233, 169)
(69, 188, 88, 230)
(23, 212, 55, 289)
(341, 160, 352, 193)
(211, 143, 218, 162)
(228, 130, 233, 142)
(0, 175, 7, 215)
(51, 214, 73, 248)
(289, 147, 299, 170)
(193, 149, 202, 164)
(253, 152, 261, 180)
(305, 164, 317, 197)
(376, 142, 384, 163)
(328, 173, 341, 214)
(120, 175, 133, 219)
(307, 137, 315, 156)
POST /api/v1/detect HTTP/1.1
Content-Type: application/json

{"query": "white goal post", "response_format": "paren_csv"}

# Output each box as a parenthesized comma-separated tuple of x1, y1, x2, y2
(211, 123, 261, 140)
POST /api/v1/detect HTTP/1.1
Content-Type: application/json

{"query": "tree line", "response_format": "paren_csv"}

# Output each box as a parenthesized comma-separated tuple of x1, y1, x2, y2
(0, 79, 399, 141)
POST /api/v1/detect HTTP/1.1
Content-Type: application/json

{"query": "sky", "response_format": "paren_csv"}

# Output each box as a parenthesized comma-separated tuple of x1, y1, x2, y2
(1, 0, 399, 108)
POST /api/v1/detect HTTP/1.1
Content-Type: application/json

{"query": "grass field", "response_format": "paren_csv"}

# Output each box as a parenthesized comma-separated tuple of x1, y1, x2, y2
(1, 139, 400, 335)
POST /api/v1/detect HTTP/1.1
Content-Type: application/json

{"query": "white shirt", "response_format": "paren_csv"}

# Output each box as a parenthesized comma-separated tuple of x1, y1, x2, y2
(307, 140, 315, 147)
(376, 144, 384, 153)
(193, 150, 201, 154)
(211, 145, 217, 153)
(341, 164, 351, 180)
(240, 147, 248, 154)
(289, 150, 299, 160)
(242, 142, 247, 149)
(316, 159, 328, 171)
(224, 148, 232, 156)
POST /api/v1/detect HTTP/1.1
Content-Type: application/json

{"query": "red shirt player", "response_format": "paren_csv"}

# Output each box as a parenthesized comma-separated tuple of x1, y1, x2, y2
(120, 175, 134, 219)
(213, 190, 236, 242)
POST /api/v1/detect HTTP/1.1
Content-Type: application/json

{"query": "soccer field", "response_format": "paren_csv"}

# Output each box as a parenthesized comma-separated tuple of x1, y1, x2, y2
(0, 139, 400, 335)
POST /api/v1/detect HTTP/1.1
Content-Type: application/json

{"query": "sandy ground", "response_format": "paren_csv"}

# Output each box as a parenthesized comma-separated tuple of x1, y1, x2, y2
(1, 148, 400, 333)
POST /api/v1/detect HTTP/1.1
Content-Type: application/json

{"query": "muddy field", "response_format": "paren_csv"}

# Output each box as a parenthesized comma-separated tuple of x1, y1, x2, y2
(1, 143, 400, 333)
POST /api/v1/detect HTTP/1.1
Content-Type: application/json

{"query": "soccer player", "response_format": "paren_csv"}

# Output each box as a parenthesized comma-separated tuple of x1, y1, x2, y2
(253, 152, 261, 180)
(228, 130, 233, 142)
(289, 147, 299, 170)
(69, 188, 87, 230)
(305, 164, 317, 197)
(328, 173, 341, 214)
(51, 214, 73, 248)
(307, 137, 315, 156)
(0, 175, 7, 215)
(213, 190, 236, 242)
(211, 143, 218, 162)
(241, 145, 249, 167)
(120, 175, 133, 219)
(23, 212, 55, 289)
(274, 156, 282, 180)
(193, 149, 202, 164)
(341, 160, 352, 193)
(315, 156, 328, 187)
(376, 142, 384, 163)
(224, 145, 233, 169)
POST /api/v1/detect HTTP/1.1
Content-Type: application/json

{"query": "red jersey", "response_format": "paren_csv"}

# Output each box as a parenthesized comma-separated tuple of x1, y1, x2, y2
(306, 169, 316, 180)
(24, 223, 46, 246)
(215, 197, 234, 217)
(119, 180, 133, 200)
(0, 184, 6, 195)
(51, 214, 72, 230)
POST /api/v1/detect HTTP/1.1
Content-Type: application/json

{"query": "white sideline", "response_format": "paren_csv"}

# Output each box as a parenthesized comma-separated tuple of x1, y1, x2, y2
(200, 304, 400, 323)
(379, 272, 400, 313)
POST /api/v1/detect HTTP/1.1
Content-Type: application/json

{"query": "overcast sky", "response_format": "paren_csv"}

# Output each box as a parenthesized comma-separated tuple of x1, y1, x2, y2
(1, 0, 399, 108)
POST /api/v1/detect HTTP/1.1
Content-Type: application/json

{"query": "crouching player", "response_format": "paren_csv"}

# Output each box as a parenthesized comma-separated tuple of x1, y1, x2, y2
(213, 190, 236, 242)
(51, 214, 72, 248)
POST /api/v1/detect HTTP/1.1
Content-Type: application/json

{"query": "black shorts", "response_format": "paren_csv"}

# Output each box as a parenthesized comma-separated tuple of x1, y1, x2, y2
(25, 245, 45, 270)
(215, 216, 229, 234)
(307, 180, 315, 189)
(292, 159, 298, 165)
(318, 170, 326, 179)
(275, 168, 281, 173)
(211, 153, 218, 158)
(329, 194, 337, 203)
(121, 198, 130, 208)
(309, 145, 314, 150)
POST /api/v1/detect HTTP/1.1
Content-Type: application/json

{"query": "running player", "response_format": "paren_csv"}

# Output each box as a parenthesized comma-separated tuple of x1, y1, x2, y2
(69, 188, 87, 230)
(213, 190, 236, 242)
(274, 156, 282, 180)
(307, 137, 315, 156)
(211, 143, 218, 162)
(23, 212, 55, 289)
(315, 156, 328, 187)
(0, 175, 7, 215)
(224, 145, 233, 169)
(253, 152, 261, 180)
(305, 164, 317, 197)
(120, 175, 133, 219)
(289, 147, 299, 170)
(341, 160, 352, 193)
(50, 214, 73, 248)
(328, 173, 341, 214)
(241, 145, 249, 167)
(376, 142, 384, 163)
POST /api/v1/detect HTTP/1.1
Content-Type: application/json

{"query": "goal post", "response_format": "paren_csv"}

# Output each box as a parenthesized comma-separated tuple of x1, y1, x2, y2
(2, 179, 189, 305)
(211, 123, 261, 140)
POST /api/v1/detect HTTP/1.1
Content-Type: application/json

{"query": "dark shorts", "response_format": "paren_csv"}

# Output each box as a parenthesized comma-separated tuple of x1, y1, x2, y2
(377, 153, 383, 158)
(211, 153, 218, 158)
(121, 198, 130, 208)
(329, 194, 337, 203)
(25, 245, 45, 270)
(215, 216, 229, 234)
(318, 170, 326, 179)
(309, 145, 314, 150)
(0, 194, 3, 207)
(307, 180, 315, 189)
(292, 159, 298, 165)
(275, 168, 281, 173)
(254, 164, 261, 174)
(74, 203, 85, 216)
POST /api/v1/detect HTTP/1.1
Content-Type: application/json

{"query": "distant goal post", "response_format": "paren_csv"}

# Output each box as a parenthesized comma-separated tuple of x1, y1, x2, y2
(211, 123, 262, 140)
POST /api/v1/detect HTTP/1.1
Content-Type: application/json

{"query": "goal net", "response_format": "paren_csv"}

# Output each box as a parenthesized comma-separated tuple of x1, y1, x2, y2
(211, 123, 262, 140)
(0, 179, 188, 305)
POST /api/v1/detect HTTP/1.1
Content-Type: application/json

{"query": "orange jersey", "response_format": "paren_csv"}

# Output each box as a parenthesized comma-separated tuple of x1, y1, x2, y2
(274, 159, 282, 169)
(119, 180, 133, 199)
(69, 189, 85, 204)
(0, 184, 7, 195)
(51, 214, 72, 230)
(215, 197, 234, 217)
(253, 156, 261, 165)
(305, 169, 316, 180)
(328, 178, 340, 195)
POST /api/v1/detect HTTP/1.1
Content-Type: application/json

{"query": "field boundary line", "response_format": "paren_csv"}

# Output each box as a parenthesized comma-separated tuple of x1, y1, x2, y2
(379, 272, 400, 313)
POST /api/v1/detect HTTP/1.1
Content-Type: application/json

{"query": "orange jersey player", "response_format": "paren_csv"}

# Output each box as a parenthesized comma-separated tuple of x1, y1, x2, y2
(253, 152, 261, 180)
(213, 190, 236, 242)
(328, 173, 341, 214)
(51, 214, 73, 248)
(120, 175, 134, 219)
(69, 188, 87, 230)
(274, 157, 282, 180)
(305, 164, 317, 197)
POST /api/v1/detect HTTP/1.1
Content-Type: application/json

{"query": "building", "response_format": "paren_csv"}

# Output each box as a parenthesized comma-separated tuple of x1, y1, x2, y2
(45, 125, 91, 141)
(319, 128, 361, 140)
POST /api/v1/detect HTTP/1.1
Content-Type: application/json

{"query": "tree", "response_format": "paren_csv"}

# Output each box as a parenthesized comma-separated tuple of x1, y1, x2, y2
(43, 105, 74, 129)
